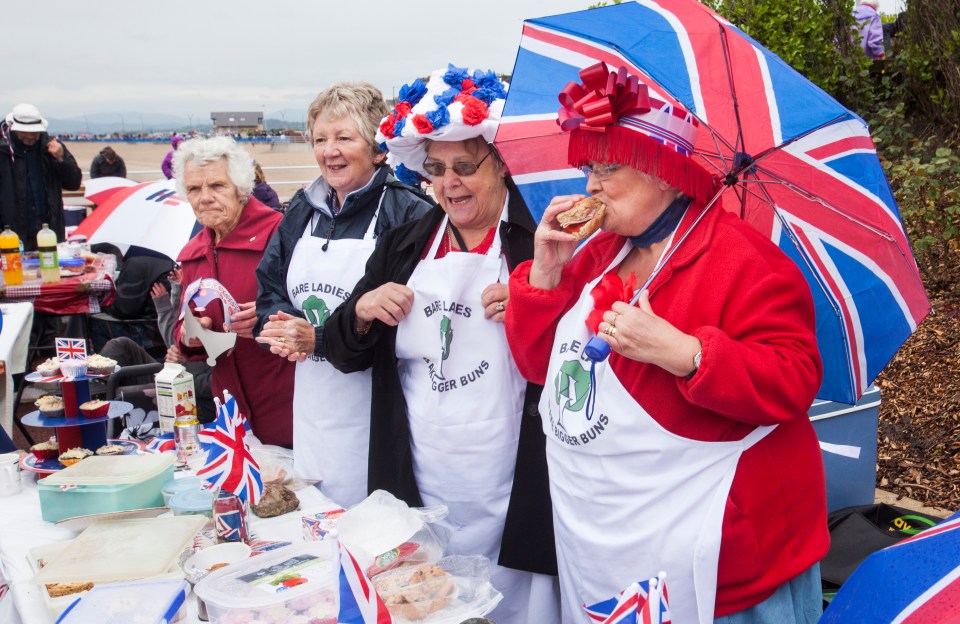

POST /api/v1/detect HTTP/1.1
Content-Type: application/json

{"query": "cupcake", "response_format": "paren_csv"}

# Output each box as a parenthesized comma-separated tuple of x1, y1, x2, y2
(30, 439, 59, 461)
(58, 447, 92, 467)
(59, 359, 88, 379)
(79, 399, 110, 418)
(35, 395, 65, 418)
(86, 354, 118, 376)
(95, 444, 125, 456)
(35, 357, 61, 377)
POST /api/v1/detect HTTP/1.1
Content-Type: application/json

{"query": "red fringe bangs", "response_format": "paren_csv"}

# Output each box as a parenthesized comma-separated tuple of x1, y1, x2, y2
(569, 126, 717, 204)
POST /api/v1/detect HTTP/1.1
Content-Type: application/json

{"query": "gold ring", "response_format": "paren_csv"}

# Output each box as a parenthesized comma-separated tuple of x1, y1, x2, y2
(277, 336, 285, 344)
(609, 326, 618, 337)
(495, 301, 505, 313)
(610, 314, 618, 327)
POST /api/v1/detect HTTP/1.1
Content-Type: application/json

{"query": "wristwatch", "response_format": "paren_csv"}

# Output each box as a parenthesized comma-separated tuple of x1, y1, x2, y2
(684, 349, 702, 380)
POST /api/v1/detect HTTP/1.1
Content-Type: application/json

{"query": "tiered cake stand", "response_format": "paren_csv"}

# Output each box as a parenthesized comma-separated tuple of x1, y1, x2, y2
(21, 369, 134, 472)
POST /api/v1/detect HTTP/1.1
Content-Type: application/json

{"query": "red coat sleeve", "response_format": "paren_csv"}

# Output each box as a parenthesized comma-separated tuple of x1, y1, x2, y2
(505, 260, 579, 384)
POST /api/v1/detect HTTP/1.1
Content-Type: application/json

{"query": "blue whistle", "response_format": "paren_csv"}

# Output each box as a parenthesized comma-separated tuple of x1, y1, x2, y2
(583, 336, 611, 362)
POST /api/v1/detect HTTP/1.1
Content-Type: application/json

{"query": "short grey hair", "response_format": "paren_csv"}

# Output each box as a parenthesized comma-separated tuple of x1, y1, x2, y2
(172, 136, 255, 200)
(306, 82, 389, 158)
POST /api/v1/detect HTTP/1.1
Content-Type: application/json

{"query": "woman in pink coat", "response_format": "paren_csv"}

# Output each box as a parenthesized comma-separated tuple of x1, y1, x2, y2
(173, 136, 294, 447)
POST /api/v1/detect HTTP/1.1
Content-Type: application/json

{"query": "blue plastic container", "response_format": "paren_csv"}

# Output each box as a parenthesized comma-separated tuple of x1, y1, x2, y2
(808, 385, 881, 512)
(161, 475, 204, 506)
(169, 487, 216, 517)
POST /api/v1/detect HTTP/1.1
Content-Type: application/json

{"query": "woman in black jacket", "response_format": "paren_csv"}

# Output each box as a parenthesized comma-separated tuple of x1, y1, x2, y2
(253, 82, 432, 507)
(317, 66, 559, 624)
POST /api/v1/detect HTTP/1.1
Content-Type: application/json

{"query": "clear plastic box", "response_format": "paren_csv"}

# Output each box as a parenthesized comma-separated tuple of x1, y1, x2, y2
(194, 541, 340, 623)
(55, 578, 189, 623)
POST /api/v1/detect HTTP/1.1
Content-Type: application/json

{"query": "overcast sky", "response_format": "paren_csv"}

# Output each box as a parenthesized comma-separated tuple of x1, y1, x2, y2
(4, 0, 906, 122)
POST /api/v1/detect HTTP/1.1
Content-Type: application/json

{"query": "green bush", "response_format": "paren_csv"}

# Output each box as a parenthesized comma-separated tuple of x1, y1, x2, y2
(701, 0, 872, 108)
(869, 104, 960, 291)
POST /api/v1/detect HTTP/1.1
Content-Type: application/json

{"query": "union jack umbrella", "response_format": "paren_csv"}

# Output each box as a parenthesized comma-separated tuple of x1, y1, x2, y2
(821, 511, 960, 623)
(584, 573, 672, 624)
(197, 390, 263, 505)
(495, 0, 930, 403)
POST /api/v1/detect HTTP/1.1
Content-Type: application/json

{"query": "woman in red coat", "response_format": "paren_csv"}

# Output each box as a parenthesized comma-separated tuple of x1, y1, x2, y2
(173, 136, 294, 447)
(505, 64, 828, 623)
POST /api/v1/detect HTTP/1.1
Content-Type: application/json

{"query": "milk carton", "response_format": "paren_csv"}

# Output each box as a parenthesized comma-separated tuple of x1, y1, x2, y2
(155, 363, 197, 434)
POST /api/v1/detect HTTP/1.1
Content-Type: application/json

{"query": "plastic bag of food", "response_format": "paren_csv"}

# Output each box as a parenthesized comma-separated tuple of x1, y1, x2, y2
(249, 444, 313, 490)
(371, 555, 502, 623)
(336, 490, 449, 577)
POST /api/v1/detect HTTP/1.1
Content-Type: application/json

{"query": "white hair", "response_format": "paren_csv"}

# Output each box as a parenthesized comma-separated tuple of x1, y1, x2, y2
(172, 136, 255, 201)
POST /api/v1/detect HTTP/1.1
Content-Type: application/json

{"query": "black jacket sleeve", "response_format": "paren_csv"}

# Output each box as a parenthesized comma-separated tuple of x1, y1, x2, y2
(53, 143, 82, 191)
(321, 230, 399, 373)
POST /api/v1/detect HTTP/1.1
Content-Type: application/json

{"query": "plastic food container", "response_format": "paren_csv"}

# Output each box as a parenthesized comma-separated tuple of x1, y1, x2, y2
(59, 256, 85, 269)
(194, 541, 340, 623)
(162, 476, 204, 506)
(169, 487, 216, 517)
(38, 454, 176, 522)
(55, 578, 189, 624)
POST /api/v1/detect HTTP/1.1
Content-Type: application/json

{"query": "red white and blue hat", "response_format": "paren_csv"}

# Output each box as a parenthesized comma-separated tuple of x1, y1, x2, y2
(558, 62, 715, 203)
(376, 64, 508, 185)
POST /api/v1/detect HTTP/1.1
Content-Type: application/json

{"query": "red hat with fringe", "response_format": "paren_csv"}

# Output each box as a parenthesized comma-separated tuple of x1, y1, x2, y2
(558, 62, 716, 204)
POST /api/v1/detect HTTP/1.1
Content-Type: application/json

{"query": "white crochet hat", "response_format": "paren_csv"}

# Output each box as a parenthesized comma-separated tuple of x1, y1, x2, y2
(375, 64, 508, 185)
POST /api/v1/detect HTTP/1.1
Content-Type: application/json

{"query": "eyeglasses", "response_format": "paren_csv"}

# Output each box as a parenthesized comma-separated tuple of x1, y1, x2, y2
(581, 162, 622, 180)
(422, 149, 494, 177)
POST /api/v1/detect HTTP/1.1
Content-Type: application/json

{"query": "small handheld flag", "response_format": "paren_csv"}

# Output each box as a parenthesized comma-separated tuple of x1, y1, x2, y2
(197, 390, 263, 505)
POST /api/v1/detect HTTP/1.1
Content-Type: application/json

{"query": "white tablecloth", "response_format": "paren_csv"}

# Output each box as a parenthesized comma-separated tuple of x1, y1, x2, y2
(0, 470, 339, 624)
(0, 303, 34, 439)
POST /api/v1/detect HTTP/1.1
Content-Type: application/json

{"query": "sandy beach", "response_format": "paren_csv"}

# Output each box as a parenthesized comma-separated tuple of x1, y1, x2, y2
(67, 140, 319, 203)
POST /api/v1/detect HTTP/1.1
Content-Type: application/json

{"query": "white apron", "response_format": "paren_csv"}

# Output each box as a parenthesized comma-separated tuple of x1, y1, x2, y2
(396, 209, 560, 624)
(286, 202, 381, 508)
(540, 240, 775, 624)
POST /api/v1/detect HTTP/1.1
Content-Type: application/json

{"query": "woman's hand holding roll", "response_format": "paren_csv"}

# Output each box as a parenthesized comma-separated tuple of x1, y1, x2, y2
(530, 195, 583, 290)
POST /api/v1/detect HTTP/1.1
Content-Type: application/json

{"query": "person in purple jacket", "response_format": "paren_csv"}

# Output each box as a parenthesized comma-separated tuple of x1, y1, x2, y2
(161, 134, 184, 179)
(854, 0, 885, 60)
(252, 161, 281, 210)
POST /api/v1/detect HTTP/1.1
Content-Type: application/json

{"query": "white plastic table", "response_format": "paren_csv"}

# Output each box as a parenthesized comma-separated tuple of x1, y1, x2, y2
(0, 468, 338, 623)
(0, 303, 34, 438)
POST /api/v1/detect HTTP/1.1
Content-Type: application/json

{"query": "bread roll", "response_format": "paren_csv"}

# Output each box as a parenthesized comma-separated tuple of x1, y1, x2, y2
(557, 196, 606, 241)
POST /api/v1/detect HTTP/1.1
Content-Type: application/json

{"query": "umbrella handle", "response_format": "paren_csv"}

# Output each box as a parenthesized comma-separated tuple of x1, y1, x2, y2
(584, 336, 611, 362)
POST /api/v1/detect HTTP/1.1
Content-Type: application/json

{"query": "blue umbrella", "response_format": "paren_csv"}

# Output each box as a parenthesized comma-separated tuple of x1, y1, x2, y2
(821, 511, 960, 623)
(494, 0, 929, 403)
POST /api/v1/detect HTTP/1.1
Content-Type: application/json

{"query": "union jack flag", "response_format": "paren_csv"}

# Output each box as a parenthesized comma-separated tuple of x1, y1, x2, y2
(197, 390, 262, 505)
(145, 433, 176, 454)
(497, 0, 929, 403)
(338, 539, 394, 624)
(584, 573, 671, 624)
(55, 337, 87, 361)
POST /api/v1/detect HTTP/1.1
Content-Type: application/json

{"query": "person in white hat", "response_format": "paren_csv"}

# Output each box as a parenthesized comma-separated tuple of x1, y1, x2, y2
(320, 65, 561, 623)
(0, 103, 82, 250)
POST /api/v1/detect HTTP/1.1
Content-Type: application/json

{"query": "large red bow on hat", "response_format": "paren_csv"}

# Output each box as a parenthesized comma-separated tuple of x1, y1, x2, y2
(557, 62, 651, 132)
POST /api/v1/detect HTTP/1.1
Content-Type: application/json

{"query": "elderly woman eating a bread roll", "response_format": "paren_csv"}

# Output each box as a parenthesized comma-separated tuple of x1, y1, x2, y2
(505, 63, 829, 624)
(323, 65, 560, 623)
